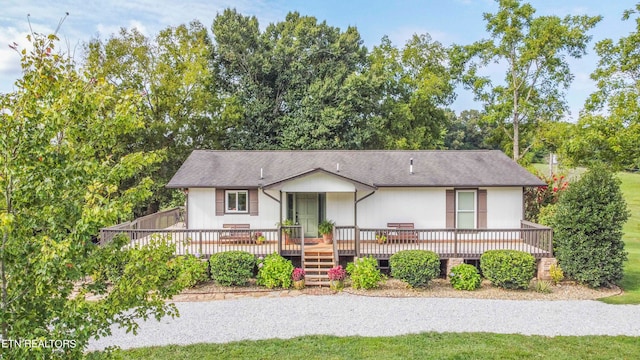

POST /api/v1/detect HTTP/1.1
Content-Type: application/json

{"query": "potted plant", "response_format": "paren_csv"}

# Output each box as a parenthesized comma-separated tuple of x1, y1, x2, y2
(254, 232, 265, 245)
(279, 219, 295, 245)
(292, 267, 305, 289)
(376, 232, 387, 244)
(318, 219, 335, 244)
(328, 265, 346, 291)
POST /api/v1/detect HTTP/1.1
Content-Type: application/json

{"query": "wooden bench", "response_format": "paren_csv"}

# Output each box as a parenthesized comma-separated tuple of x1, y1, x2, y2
(219, 224, 253, 244)
(385, 223, 419, 243)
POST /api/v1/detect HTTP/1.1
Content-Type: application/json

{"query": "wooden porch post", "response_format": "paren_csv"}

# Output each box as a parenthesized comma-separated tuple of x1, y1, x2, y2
(354, 191, 360, 258)
(278, 191, 283, 255)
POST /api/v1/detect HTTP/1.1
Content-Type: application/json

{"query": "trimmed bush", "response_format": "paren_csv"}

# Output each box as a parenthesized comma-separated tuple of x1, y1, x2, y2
(170, 254, 209, 288)
(449, 263, 481, 291)
(480, 250, 536, 290)
(209, 251, 256, 286)
(548, 167, 629, 287)
(346, 256, 384, 289)
(389, 250, 440, 287)
(257, 253, 294, 289)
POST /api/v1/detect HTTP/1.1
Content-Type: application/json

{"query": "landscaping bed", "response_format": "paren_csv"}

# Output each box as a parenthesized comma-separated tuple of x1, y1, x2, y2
(172, 278, 620, 302)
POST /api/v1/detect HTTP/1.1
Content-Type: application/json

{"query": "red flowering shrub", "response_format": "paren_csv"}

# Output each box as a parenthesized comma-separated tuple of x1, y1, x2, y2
(524, 172, 569, 222)
(328, 265, 346, 281)
(292, 267, 305, 281)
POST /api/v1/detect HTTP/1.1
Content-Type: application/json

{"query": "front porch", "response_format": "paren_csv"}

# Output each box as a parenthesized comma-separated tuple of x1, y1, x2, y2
(99, 208, 553, 261)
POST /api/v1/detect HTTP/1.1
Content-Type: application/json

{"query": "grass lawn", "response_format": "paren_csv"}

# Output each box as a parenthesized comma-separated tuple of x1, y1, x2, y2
(115, 333, 639, 359)
(602, 171, 640, 304)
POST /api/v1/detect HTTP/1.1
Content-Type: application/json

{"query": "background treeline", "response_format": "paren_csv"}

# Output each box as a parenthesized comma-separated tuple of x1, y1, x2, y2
(82, 4, 640, 214)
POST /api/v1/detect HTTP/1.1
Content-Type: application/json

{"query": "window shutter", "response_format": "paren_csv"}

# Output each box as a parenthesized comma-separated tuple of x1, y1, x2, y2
(249, 189, 259, 216)
(215, 189, 224, 216)
(478, 189, 487, 229)
(446, 190, 455, 228)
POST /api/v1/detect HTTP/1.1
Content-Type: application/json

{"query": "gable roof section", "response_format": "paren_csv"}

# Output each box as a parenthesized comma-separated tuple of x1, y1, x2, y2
(262, 168, 377, 191)
(166, 150, 545, 189)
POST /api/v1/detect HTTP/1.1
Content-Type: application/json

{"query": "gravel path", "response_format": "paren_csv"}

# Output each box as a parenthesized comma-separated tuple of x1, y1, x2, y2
(88, 294, 640, 351)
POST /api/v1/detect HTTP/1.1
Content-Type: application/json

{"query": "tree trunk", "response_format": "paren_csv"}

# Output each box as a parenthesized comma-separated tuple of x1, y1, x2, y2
(513, 115, 519, 161)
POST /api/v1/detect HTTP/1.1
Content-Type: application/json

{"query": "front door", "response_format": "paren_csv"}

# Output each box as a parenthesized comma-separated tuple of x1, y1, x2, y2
(296, 193, 319, 237)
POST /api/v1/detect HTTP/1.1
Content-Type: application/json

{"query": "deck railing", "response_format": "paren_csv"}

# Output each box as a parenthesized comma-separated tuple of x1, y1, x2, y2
(334, 222, 553, 259)
(99, 225, 303, 258)
(100, 222, 552, 259)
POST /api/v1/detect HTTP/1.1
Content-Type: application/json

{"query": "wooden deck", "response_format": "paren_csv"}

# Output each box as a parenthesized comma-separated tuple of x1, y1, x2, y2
(100, 222, 552, 260)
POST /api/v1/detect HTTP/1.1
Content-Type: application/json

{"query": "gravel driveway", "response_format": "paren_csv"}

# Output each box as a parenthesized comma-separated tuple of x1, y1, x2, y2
(88, 294, 640, 351)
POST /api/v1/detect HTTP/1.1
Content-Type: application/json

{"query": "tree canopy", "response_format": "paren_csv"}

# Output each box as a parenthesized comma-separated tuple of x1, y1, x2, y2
(0, 31, 193, 358)
(452, 0, 601, 161)
(562, 4, 640, 170)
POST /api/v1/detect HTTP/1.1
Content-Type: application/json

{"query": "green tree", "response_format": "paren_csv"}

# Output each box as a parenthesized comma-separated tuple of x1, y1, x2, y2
(452, 0, 600, 161)
(1, 32, 191, 358)
(563, 4, 640, 170)
(85, 21, 233, 214)
(444, 109, 500, 150)
(213, 9, 376, 149)
(368, 35, 455, 149)
(549, 167, 629, 287)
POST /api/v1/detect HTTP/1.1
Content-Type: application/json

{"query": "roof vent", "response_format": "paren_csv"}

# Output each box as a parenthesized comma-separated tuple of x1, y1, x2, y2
(337, 163, 340, 172)
(410, 158, 414, 175)
(260, 168, 264, 180)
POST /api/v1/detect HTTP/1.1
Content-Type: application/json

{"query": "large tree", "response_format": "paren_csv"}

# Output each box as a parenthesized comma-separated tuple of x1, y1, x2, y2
(563, 4, 640, 170)
(452, 0, 600, 161)
(367, 35, 456, 149)
(85, 21, 232, 214)
(1, 32, 192, 358)
(213, 9, 374, 149)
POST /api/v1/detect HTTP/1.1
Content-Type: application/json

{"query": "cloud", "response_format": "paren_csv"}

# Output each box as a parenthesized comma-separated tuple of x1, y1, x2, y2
(0, 27, 34, 76)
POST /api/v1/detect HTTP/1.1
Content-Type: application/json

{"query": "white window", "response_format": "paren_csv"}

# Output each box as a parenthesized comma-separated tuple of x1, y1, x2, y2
(456, 190, 476, 229)
(226, 190, 248, 213)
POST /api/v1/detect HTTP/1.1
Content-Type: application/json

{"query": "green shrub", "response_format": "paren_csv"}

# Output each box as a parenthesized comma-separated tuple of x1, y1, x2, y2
(449, 263, 481, 291)
(346, 256, 385, 289)
(480, 250, 536, 290)
(549, 263, 564, 285)
(531, 279, 553, 294)
(171, 254, 209, 288)
(548, 167, 629, 287)
(209, 251, 256, 286)
(257, 253, 294, 289)
(389, 250, 440, 287)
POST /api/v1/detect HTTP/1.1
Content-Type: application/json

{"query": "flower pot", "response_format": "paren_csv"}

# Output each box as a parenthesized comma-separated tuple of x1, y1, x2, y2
(322, 233, 333, 244)
(329, 279, 344, 291)
(256, 236, 265, 245)
(284, 232, 292, 245)
(293, 279, 305, 290)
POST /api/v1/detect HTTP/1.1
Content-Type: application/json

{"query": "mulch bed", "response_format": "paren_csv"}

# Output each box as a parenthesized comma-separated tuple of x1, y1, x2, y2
(172, 278, 621, 302)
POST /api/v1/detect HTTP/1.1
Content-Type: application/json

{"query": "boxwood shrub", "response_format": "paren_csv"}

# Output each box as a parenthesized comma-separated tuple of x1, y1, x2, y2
(257, 253, 294, 289)
(346, 256, 384, 289)
(209, 251, 256, 286)
(480, 250, 536, 290)
(449, 263, 481, 291)
(389, 250, 440, 287)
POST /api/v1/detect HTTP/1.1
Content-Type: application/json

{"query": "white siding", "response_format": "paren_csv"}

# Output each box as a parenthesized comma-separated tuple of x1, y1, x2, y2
(326, 193, 355, 226)
(356, 188, 446, 228)
(188, 188, 280, 229)
(187, 188, 215, 229)
(486, 187, 523, 228)
(280, 172, 356, 192)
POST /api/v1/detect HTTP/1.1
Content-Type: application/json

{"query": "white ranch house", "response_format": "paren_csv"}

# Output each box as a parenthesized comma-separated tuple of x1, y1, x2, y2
(100, 150, 554, 285)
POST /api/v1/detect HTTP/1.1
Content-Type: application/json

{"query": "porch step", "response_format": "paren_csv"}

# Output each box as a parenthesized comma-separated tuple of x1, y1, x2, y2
(303, 247, 335, 287)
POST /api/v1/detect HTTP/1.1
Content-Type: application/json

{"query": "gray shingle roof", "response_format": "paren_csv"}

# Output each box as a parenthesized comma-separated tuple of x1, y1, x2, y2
(166, 150, 545, 188)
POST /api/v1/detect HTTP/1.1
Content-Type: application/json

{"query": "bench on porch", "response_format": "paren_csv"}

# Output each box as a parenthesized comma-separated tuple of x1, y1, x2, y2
(384, 223, 419, 243)
(219, 224, 253, 244)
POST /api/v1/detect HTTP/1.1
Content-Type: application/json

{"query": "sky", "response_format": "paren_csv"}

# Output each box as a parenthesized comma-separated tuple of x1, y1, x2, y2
(0, 0, 637, 120)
